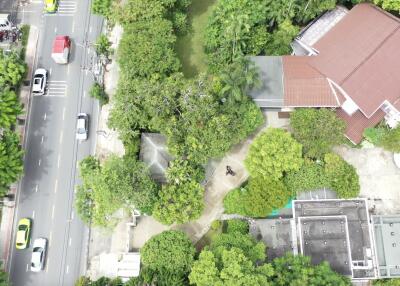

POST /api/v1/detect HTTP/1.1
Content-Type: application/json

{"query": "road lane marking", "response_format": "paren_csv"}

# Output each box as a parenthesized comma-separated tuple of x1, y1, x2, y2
(46, 258, 49, 272)
(26, 264, 29, 272)
(66, 265, 69, 274)
(51, 205, 55, 220)
(43, 113, 47, 120)
(57, 154, 61, 168)
(89, 26, 92, 33)
(54, 26, 57, 33)
(71, 211, 74, 220)
(49, 68, 52, 75)
(54, 179, 58, 193)
(67, 64, 70, 75)
(49, 231, 52, 247)
(83, 90, 86, 98)
(72, 20, 75, 33)
(35, 184, 38, 192)
(62, 107, 66, 121)
(59, 131, 63, 144)
(69, 237, 72, 246)
(41, 135, 44, 143)
(38, 159, 41, 166)
(32, 210, 35, 219)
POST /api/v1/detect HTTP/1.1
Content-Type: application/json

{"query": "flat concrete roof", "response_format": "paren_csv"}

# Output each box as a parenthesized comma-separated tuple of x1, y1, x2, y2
(293, 199, 376, 279)
(249, 56, 284, 108)
(373, 215, 400, 278)
(250, 218, 297, 261)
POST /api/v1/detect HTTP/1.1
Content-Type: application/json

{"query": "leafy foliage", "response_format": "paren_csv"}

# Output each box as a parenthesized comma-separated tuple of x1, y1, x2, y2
(0, 131, 23, 196)
(0, 88, 22, 129)
(226, 219, 249, 234)
(290, 108, 346, 159)
(374, 0, 400, 12)
(380, 126, 400, 153)
(91, 0, 113, 18)
(153, 180, 204, 225)
(166, 159, 205, 185)
(373, 279, 400, 286)
(363, 126, 387, 145)
(324, 153, 360, 198)
(89, 83, 108, 106)
(75, 155, 159, 227)
(0, 52, 26, 88)
(0, 266, 8, 286)
(271, 253, 352, 286)
(245, 128, 303, 180)
(284, 160, 330, 194)
(141, 230, 195, 284)
(264, 20, 300, 56)
(189, 248, 274, 286)
(95, 34, 112, 58)
(224, 177, 291, 217)
(74, 276, 123, 286)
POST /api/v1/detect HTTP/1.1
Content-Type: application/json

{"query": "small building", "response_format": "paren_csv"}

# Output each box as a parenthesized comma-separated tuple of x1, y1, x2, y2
(372, 215, 400, 278)
(139, 133, 173, 184)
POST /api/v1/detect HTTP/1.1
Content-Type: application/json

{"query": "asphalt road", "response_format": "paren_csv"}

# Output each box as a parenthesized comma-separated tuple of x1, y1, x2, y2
(8, 0, 103, 285)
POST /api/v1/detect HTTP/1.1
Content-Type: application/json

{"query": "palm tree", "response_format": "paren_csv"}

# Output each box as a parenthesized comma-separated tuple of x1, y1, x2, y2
(219, 57, 261, 103)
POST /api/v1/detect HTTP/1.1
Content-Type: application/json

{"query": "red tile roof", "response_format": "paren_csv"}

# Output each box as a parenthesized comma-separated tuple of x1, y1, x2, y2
(336, 108, 385, 144)
(309, 3, 400, 117)
(282, 56, 338, 107)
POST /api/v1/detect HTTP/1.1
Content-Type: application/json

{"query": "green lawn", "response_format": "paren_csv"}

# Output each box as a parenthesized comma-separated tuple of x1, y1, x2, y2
(176, 0, 217, 78)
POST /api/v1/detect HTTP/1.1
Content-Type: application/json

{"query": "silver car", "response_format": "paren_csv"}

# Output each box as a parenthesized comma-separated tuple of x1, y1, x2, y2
(76, 113, 89, 141)
(31, 238, 47, 272)
(32, 69, 47, 95)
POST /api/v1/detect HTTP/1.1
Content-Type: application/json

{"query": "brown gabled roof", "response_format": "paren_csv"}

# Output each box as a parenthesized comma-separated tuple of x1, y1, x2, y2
(282, 56, 338, 107)
(336, 108, 385, 144)
(309, 3, 400, 118)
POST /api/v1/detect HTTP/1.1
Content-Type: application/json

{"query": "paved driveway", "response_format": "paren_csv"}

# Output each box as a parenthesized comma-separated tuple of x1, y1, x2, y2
(335, 146, 400, 214)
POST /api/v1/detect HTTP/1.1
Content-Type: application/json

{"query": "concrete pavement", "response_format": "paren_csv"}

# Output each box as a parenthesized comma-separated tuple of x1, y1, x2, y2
(6, 0, 104, 285)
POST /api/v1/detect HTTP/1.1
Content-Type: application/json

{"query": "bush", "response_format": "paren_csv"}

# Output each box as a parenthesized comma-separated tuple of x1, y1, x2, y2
(324, 153, 360, 198)
(226, 219, 249, 234)
(89, 82, 108, 106)
(95, 34, 112, 58)
(224, 177, 291, 217)
(374, 279, 400, 286)
(380, 126, 400, 153)
(210, 220, 222, 231)
(363, 127, 387, 145)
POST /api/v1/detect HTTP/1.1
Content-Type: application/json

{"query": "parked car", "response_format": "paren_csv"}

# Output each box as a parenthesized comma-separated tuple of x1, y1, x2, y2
(16, 218, 31, 250)
(44, 0, 57, 13)
(31, 238, 47, 272)
(32, 68, 47, 95)
(76, 113, 88, 141)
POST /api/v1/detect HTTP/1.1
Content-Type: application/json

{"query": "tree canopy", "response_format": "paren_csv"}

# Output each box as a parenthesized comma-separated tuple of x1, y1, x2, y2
(140, 230, 195, 285)
(0, 88, 22, 129)
(0, 131, 23, 196)
(271, 253, 352, 286)
(290, 108, 346, 159)
(0, 52, 26, 88)
(245, 128, 303, 180)
(224, 177, 291, 217)
(75, 155, 159, 227)
(379, 126, 400, 153)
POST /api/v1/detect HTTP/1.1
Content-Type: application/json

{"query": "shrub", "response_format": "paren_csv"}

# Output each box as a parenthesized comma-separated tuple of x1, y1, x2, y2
(95, 34, 112, 58)
(226, 219, 249, 234)
(211, 220, 222, 231)
(363, 127, 387, 145)
(379, 126, 400, 153)
(89, 82, 109, 106)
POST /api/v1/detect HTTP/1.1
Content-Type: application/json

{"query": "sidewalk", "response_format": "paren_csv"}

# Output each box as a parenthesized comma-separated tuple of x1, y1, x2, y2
(0, 25, 39, 269)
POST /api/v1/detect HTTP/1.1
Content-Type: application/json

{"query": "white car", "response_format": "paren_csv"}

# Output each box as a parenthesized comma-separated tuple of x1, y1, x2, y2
(31, 238, 47, 272)
(32, 69, 47, 95)
(76, 113, 89, 141)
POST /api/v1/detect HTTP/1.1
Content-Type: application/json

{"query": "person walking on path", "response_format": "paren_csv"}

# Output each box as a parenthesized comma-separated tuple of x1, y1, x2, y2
(226, 165, 236, 176)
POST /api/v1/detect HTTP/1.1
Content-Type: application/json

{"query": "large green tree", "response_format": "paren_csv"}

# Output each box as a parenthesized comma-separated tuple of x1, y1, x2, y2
(245, 128, 303, 180)
(271, 253, 351, 286)
(91, 0, 113, 18)
(379, 126, 400, 153)
(0, 131, 23, 196)
(0, 52, 26, 88)
(264, 20, 300, 56)
(75, 155, 159, 227)
(0, 88, 22, 129)
(141, 230, 195, 285)
(224, 177, 291, 217)
(290, 108, 346, 159)
(324, 153, 360, 199)
(153, 180, 204, 225)
(374, 0, 400, 12)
